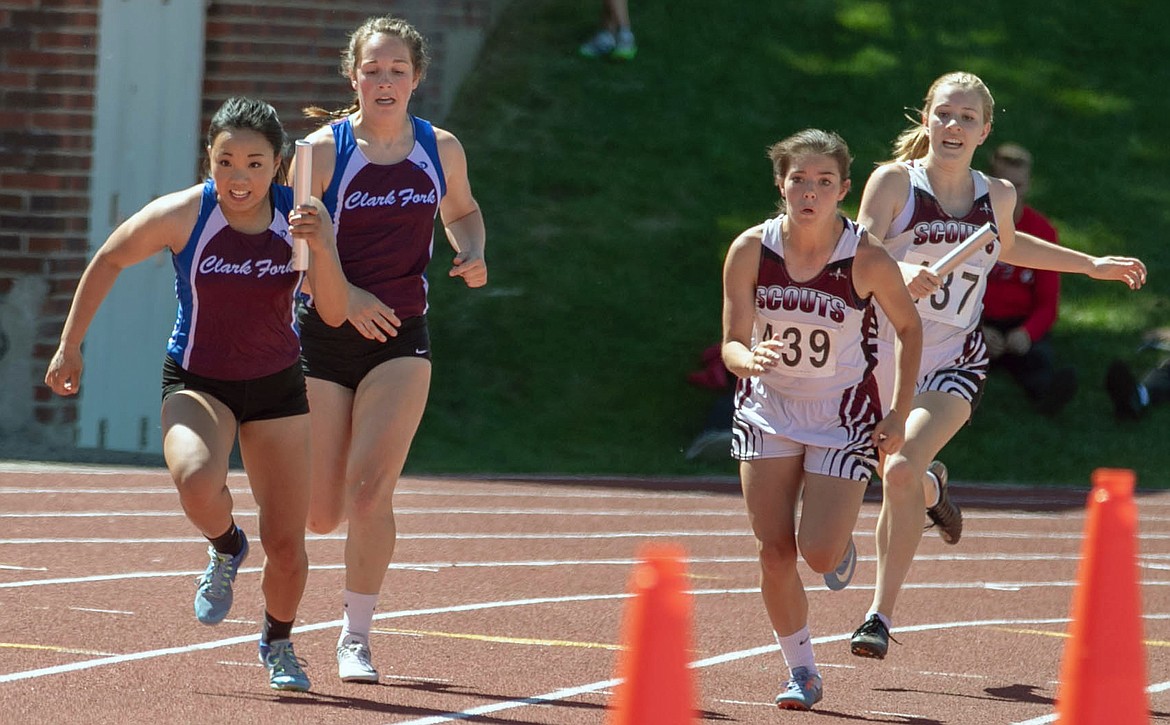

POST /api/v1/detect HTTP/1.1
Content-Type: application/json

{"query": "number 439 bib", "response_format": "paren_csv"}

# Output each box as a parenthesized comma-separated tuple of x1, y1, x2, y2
(761, 320, 839, 378)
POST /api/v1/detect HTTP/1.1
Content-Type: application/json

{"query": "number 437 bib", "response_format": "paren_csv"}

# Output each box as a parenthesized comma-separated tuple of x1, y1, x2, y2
(904, 251, 987, 328)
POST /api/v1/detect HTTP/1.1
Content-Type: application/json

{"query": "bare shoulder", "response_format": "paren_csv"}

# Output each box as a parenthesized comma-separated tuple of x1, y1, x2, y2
(428, 126, 466, 171)
(732, 223, 765, 249)
(112, 184, 201, 251)
(853, 227, 897, 267)
(982, 173, 1018, 224)
(851, 227, 904, 299)
(724, 224, 765, 274)
(305, 121, 335, 142)
(143, 185, 202, 225)
(984, 173, 1016, 202)
(432, 125, 466, 153)
(867, 161, 910, 190)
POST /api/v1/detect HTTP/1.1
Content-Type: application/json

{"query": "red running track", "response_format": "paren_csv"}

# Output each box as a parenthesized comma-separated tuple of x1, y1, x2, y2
(0, 462, 1167, 724)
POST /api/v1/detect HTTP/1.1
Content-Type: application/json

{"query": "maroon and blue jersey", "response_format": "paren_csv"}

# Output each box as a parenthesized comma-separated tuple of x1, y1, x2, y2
(318, 115, 446, 319)
(166, 179, 300, 380)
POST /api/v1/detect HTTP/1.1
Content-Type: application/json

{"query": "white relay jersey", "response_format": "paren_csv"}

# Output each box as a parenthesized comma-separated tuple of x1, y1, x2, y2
(751, 215, 879, 399)
(879, 161, 1001, 350)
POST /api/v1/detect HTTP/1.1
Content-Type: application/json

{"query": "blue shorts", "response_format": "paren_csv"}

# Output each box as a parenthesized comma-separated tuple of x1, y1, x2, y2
(161, 356, 309, 423)
(298, 306, 431, 390)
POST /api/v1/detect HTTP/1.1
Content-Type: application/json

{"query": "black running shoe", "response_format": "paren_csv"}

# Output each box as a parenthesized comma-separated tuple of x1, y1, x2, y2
(925, 461, 962, 545)
(851, 614, 897, 659)
(1036, 366, 1078, 416)
(1106, 359, 1144, 420)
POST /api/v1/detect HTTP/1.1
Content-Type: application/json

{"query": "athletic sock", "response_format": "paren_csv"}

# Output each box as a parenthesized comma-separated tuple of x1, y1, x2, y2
(206, 520, 244, 557)
(775, 626, 816, 674)
(339, 590, 378, 644)
(261, 611, 294, 645)
(924, 469, 942, 509)
(865, 610, 892, 631)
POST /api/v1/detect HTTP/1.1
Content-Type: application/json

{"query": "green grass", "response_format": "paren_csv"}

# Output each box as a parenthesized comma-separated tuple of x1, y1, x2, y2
(409, 0, 1170, 488)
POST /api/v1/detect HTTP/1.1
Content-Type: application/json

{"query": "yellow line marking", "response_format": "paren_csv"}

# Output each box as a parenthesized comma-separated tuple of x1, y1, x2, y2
(371, 627, 622, 650)
(0, 642, 116, 656)
(990, 626, 1170, 647)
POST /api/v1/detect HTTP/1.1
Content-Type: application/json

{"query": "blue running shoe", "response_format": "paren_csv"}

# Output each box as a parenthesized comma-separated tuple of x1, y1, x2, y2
(579, 30, 616, 58)
(775, 666, 823, 710)
(260, 638, 311, 692)
(823, 536, 856, 591)
(193, 530, 248, 625)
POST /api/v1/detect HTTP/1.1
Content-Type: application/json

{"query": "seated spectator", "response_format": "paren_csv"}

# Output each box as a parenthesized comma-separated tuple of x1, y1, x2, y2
(981, 143, 1078, 416)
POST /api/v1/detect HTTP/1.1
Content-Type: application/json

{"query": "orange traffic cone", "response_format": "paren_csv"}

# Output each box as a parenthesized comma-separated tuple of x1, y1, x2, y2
(607, 542, 696, 725)
(1055, 468, 1149, 723)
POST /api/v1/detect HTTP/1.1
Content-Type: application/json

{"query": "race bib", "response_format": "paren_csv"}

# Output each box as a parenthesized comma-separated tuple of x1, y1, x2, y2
(761, 319, 839, 378)
(905, 251, 986, 328)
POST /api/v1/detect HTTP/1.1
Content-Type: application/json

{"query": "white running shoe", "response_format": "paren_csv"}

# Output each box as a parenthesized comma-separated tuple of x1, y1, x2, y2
(337, 635, 379, 683)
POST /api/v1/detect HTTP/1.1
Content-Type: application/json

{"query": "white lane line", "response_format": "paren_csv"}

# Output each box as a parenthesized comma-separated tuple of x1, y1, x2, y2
(392, 616, 1170, 725)
(3, 552, 1169, 591)
(11, 509, 1162, 525)
(1011, 678, 1170, 724)
(0, 530, 745, 545)
(6, 529, 1170, 547)
(0, 485, 723, 500)
(2, 476, 1166, 503)
(382, 616, 1080, 725)
(0, 591, 628, 684)
(0, 508, 748, 519)
(4, 550, 1168, 591)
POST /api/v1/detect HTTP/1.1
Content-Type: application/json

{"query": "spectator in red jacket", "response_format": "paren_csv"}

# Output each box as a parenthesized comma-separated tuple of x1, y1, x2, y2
(981, 143, 1078, 415)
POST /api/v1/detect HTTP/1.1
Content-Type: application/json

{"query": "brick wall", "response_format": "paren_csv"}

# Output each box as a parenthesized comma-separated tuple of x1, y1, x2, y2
(0, 0, 97, 445)
(0, 0, 507, 452)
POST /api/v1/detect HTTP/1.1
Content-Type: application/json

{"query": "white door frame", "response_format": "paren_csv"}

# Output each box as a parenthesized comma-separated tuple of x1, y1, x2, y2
(80, 0, 207, 452)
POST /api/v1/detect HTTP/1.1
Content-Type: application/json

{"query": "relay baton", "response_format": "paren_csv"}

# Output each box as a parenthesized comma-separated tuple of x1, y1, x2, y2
(291, 139, 312, 271)
(928, 222, 997, 277)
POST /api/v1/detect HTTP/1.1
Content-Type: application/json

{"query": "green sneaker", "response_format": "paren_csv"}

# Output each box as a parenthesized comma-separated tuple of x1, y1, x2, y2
(611, 29, 637, 60)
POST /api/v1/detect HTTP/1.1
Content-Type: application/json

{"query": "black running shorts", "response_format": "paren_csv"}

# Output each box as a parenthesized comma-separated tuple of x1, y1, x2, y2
(298, 306, 431, 391)
(161, 356, 309, 423)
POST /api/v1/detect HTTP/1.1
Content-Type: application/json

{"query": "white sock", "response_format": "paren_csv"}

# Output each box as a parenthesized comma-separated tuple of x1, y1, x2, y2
(924, 469, 941, 509)
(775, 626, 816, 674)
(865, 610, 892, 631)
(340, 590, 378, 644)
